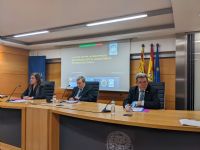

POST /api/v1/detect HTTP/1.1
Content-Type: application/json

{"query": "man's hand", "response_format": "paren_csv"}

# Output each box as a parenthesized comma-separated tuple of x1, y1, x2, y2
(74, 97, 79, 100)
(69, 97, 74, 101)
(124, 104, 132, 112)
(136, 101, 143, 107)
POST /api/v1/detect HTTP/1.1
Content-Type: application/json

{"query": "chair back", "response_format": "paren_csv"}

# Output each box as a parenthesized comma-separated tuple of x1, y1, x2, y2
(86, 81, 100, 102)
(149, 82, 165, 109)
(41, 81, 55, 100)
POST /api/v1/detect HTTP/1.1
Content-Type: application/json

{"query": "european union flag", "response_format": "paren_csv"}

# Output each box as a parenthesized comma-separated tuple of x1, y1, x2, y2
(154, 44, 160, 82)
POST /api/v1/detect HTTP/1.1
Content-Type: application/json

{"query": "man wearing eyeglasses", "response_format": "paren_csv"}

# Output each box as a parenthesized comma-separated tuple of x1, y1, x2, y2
(68, 76, 96, 102)
(123, 73, 161, 111)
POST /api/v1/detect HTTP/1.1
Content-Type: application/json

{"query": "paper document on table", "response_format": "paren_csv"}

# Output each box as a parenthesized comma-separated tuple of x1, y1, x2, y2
(63, 100, 79, 104)
(132, 107, 144, 112)
(8, 99, 27, 103)
(179, 119, 200, 127)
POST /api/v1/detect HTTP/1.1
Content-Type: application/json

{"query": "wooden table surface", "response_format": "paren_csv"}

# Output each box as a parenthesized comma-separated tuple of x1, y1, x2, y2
(0, 99, 200, 132)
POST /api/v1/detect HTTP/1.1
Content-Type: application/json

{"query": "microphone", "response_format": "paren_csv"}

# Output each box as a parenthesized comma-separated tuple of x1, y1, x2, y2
(101, 100, 112, 113)
(6, 84, 21, 102)
(61, 85, 70, 99)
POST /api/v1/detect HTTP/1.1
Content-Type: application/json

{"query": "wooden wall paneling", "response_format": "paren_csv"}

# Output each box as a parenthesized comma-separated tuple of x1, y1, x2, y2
(0, 74, 28, 96)
(46, 63, 61, 89)
(0, 45, 29, 97)
(0, 45, 29, 56)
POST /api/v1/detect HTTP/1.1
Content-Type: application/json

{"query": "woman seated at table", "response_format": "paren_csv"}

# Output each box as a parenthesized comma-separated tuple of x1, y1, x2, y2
(21, 73, 45, 100)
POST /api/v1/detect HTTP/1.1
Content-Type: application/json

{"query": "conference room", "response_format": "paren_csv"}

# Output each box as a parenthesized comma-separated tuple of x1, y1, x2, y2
(0, 0, 200, 150)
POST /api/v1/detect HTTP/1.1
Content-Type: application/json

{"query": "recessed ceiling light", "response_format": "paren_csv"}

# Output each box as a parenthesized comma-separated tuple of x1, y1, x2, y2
(86, 14, 148, 27)
(13, 30, 49, 38)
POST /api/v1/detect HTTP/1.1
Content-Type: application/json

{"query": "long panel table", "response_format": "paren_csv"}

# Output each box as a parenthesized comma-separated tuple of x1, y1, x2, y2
(0, 100, 200, 150)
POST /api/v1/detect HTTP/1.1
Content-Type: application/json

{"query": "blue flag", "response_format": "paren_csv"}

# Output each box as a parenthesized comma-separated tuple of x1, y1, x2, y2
(154, 44, 160, 82)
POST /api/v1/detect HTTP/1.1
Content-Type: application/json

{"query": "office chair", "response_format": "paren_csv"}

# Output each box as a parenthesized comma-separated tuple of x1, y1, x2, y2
(41, 81, 55, 100)
(149, 82, 165, 109)
(86, 81, 100, 102)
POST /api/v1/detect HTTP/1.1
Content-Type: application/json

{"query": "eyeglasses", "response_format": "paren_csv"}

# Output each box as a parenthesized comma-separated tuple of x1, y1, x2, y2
(137, 81, 147, 84)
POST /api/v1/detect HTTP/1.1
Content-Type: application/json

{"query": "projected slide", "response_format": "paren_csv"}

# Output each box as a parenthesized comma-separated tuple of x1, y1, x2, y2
(61, 41, 130, 91)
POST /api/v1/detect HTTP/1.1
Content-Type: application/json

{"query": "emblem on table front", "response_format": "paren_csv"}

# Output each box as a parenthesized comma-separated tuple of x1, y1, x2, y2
(106, 131, 134, 150)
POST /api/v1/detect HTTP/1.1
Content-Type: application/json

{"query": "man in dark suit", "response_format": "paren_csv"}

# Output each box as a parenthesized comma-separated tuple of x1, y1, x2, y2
(68, 76, 97, 102)
(123, 73, 161, 111)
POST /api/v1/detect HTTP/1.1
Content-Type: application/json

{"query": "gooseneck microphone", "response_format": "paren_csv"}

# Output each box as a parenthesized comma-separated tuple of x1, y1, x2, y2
(6, 84, 21, 102)
(61, 85, 70, 99)
(101, 100, 112, 113)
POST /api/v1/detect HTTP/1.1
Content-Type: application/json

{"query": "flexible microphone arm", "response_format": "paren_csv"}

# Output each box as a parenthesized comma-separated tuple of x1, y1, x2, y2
(6, 85, 21, 102)
(101, 100, 112, 113)
(61, 85, 70, 99)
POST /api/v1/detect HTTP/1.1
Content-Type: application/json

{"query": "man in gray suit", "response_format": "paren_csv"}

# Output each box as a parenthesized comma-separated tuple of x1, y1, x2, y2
(69, 76, 97, 102)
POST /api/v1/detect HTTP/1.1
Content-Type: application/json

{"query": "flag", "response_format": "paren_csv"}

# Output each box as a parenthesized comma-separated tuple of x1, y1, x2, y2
(154, 43, 160, 82)
(147, 44, 154, 81)
(138, 44, 145, 73)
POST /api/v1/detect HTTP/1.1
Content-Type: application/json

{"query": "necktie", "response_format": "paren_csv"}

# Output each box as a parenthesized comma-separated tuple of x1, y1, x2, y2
(139, 91, 145, 101)
(77, 89, 82, 97)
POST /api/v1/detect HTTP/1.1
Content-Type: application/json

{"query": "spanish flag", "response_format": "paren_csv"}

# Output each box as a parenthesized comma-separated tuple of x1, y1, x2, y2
(138, 44, 145, 73)
(147, 44, 154, 81)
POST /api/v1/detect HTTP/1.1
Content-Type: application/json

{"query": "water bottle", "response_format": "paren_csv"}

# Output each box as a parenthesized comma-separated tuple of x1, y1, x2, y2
(111, 100, 115, 115)
(52, 94, 57, 104)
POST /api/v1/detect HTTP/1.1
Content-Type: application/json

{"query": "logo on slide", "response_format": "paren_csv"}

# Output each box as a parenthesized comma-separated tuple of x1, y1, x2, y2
(108, 79, 115, 88)
(106, 131, 134, 150)
(101, 79, 108, 87)
(109, 42, 118, 56)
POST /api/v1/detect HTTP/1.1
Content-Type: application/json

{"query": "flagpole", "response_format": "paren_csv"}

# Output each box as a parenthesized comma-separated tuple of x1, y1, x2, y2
(137, 44, 145, 73)
(155, 43, 160, 82)
(147, 44, 154, 82)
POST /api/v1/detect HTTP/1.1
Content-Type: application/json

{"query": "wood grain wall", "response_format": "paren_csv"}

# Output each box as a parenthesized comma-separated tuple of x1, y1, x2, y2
(46, 57, 176, 109)
(0, 45, 29, 97)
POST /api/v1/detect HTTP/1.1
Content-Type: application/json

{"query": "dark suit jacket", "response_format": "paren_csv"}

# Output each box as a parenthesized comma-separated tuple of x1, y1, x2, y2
(69, 84, 97, 102)
(21, 84, 45, 99)
(123, 84, 161, 109)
